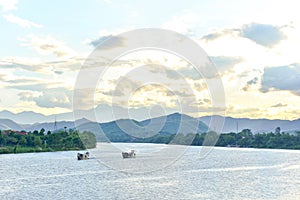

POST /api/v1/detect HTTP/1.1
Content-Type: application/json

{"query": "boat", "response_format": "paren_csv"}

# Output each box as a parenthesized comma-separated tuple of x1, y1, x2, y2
(122, 150, 136, 158)
(77, 152, 89, 160)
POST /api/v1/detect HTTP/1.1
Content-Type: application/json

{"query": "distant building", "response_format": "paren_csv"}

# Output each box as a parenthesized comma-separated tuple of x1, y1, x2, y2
(2, 130, 27, 135)
(15, 131, 27, 135)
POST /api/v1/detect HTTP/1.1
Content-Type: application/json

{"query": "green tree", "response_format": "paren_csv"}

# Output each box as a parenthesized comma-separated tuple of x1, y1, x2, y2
(33, 130, 39, 136)
(19, 136, 27, 146)
(33, 136, 42, 147)
(39, 128, 45, 136)
(0, 133, 7, 146)
(203, 131, 219, 146)
(275, 127, 281, 135)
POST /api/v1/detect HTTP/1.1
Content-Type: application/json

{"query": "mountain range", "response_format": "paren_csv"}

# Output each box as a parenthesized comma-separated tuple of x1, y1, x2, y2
(0, 104, 180, 124)
(0, 113, 209, 141)
(0, 111, 299, 136)
(199, 116, 300, 133)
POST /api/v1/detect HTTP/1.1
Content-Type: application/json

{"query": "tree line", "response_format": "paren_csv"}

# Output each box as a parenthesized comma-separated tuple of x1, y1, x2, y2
(0, 129, 96, 154)
(101, 128, 300, 150)
(2, 127, 299, 153)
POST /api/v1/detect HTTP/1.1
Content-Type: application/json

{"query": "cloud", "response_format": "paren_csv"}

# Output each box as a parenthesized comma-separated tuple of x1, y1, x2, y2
(202, 23, 286, 47)
(201, 32, 223, 41)
(193, 81, 208, 92)
(176, 67, 204, 80)
(0, 0, 18, 11)
(0, 73, 6, 81)
(226, 105, 261, 117)
(201, 29, 240, 41)
(84, 29, 126, 49)
(54, 70, 64, 75)
(261, 64, 300, 95)
(0, 58, 38, 72)
(89, 35, 111, 47)
(201, 29, 269, 67)
(7, 83, 48, 91)
(149, 66, 199, 80)
(6, 78, 38, 84)
(0, 56, 83, 75)
(271, 103, 287, 108)
(44, 56, 84, 72)
(19, 35, 76, 58)
(210, 56, 243, 72)
(90, 62, 213, 111)
(105, 76, 141, 97)
(242, 77, 259, 91)
(145, 63, 211, 80)
(18, 91, 39, 100)
(18, 88, 72, 109)
(3, 14, 43, 28)
(89, 35, 125, 49)
(4, 77, 68, 93)
(240, 23, 286, 47)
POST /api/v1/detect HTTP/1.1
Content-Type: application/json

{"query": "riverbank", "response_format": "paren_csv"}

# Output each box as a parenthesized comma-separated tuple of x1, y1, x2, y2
(1, 129, 300, 154)
(0, 146, 87, 154)
(101, 130, 300, 150)
(0, 129, 96, 154)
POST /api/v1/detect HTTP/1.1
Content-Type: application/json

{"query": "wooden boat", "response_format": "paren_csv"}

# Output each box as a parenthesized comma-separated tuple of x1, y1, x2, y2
(77, 152, 89, 160)
(122, 150, 136, 158)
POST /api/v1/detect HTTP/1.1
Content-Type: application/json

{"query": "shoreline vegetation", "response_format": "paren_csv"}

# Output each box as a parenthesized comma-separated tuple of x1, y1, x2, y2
(0, 129, 96, 154)
(99, 128, 300, 150)
(1, 127, 300, 154)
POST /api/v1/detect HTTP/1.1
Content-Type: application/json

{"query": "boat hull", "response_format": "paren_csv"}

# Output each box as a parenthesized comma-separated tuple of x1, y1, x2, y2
(77, 152, 89, 160)
(122, 150, 136, 158)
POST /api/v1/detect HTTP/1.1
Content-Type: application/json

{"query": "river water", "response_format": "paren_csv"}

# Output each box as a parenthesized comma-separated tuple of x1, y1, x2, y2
(1, 143, 300, 199)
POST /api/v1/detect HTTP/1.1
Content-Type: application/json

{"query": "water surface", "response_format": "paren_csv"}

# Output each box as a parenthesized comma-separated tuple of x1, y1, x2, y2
(1, 143, 300, 199)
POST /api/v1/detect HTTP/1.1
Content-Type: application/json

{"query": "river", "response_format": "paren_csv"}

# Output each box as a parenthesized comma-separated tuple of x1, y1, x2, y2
(1, 143, 300, 199)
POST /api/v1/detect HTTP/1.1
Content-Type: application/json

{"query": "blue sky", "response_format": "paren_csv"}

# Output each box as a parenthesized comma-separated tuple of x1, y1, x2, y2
(1, 0, 300, 120)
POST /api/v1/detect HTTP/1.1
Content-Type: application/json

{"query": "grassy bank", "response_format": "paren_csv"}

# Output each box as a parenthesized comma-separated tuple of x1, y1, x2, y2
(0, 146, 87, 154)
(0, 129, 96, 154)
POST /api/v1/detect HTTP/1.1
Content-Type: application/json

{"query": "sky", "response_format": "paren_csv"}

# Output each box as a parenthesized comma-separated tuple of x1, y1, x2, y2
(1, 0, 300, 121)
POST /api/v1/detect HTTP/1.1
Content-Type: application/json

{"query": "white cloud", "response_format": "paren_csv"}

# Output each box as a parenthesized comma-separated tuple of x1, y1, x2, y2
(19, 35, 76, 58)
(83, 29, 126, 46)
(200, 22, 300, 69)
(19, 88, 72, 109)
(261, 64, 300, 95)
(3, 14, 43, 28)
(240, 23, 286, 47)
(197, 21, 300, 120)
(0, 0, 17, 11)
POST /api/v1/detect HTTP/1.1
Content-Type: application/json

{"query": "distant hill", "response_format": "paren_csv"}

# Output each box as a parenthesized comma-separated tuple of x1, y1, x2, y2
(24, 118, 93, 132)
(0, 113, 209, 142)
(0, 119, 24, 130)
(0, 110, 49, 124)
(199, 115, 300, 133)
(0, 104, 177, 124)
(76, 113, 208, 141)
(0, 110, 78, 125)
(1, 113, 300, 138)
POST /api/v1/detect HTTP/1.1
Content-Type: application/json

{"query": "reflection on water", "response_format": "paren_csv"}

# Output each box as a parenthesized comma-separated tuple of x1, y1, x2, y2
(1, 143, 300, 199)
